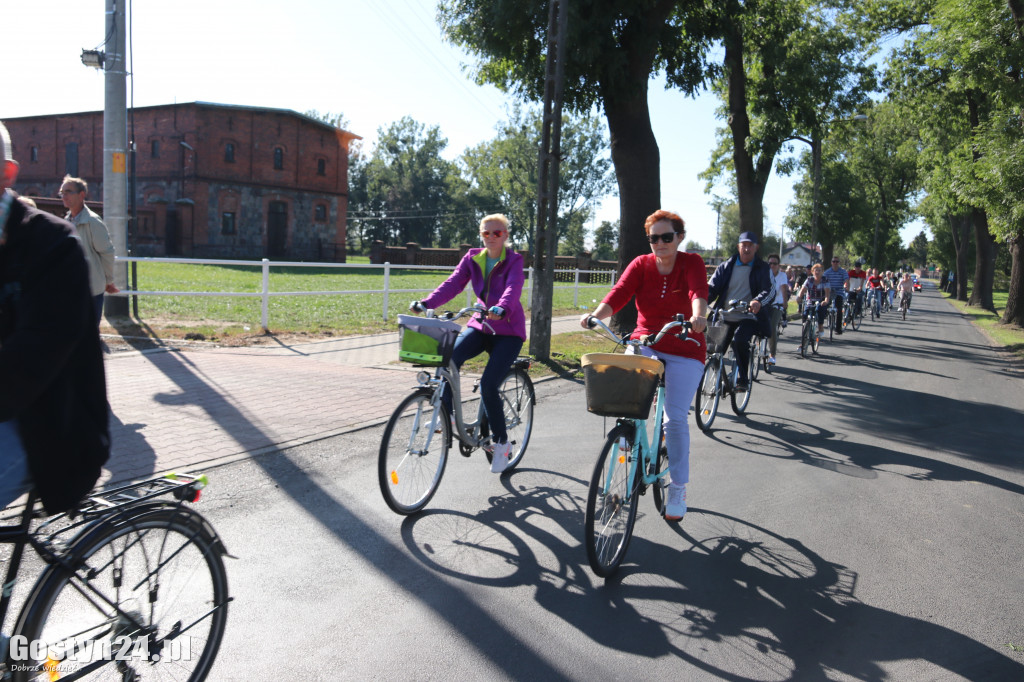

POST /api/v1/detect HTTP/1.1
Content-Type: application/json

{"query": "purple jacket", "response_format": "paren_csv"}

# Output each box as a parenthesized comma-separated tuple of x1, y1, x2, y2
(421, 247, 526, 340)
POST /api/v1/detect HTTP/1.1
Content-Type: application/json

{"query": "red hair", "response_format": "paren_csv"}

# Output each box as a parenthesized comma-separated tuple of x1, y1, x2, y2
(644, 210, 686, 239)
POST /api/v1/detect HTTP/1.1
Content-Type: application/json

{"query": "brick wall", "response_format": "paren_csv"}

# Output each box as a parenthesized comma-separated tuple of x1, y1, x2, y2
(4, 102, 359, 262)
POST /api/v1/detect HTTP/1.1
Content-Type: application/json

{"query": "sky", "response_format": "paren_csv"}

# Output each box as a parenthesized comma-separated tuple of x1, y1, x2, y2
(4, 0, 919, 252)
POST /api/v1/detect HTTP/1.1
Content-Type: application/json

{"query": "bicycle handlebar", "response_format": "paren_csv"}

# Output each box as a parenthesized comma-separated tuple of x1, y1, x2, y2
(584, 314, 699, 348)
(411, 303, 496, 334)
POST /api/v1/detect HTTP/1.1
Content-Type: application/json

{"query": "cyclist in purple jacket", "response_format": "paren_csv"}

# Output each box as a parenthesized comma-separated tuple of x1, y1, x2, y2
(411, 214, 526, 473)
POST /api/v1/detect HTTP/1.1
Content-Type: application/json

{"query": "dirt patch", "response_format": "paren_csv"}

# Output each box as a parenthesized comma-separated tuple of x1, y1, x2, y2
(99, 316, 347, 353)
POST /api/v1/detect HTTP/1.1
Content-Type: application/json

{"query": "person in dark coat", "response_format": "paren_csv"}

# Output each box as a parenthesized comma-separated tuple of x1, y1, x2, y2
(706, 231, 775, 390)
(0, 121, 110, 514)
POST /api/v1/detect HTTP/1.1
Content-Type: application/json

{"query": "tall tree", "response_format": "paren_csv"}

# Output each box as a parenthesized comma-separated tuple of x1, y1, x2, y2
(699, 0, 874, 241)
(461, 107, 615, 254)
(360, 117, 458, 247)
(440, 0, 711, 330)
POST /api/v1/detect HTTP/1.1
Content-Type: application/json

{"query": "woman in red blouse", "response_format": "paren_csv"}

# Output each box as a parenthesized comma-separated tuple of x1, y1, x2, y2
(579, 210, 709, 521)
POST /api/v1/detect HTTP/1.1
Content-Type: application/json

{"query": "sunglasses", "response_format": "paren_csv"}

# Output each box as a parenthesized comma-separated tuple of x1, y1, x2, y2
(480, 230, 505, 238)
(647, 232, 677, 244)
(768, 261, 780, 266)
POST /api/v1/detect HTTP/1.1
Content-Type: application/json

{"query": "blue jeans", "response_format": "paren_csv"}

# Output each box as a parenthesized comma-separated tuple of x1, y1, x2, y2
(0, 420, 32, 509)
(445, 328, 524, 444)
(94, 293, 105, 326)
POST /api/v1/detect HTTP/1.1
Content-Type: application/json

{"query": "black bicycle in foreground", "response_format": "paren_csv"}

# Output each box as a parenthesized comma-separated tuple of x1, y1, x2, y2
(1, 473, 231, 681)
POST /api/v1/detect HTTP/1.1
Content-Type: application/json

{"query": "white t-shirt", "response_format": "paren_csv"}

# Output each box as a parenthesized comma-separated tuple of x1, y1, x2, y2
(768, 271, 790, 306)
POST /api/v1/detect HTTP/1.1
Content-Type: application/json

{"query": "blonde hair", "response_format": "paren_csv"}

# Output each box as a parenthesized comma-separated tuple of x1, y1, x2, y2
(811, 263, 823, 275)
(479, 214, 509, 232)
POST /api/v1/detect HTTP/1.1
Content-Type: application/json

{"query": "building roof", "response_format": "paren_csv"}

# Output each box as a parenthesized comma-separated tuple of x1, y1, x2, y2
(3, 101, 362, 144)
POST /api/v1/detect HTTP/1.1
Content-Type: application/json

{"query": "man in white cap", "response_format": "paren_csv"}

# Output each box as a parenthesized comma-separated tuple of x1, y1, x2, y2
(0, 121, 110, 514)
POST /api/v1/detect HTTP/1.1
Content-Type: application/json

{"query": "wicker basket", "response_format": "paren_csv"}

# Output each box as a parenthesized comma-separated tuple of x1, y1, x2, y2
(397, 314, 461, 366)
(581, 353, 664, 419)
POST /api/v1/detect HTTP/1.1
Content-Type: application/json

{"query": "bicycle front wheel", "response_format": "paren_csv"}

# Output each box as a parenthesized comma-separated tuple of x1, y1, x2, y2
(650, 428, 669, 517)
(379, 388, 449, 515)
(694, 358, 721, 432)
(750, 339, 761, 381)
(585, 425, 641, 577)
(14, 506, 229, 682)
(495, 367, 535, 471)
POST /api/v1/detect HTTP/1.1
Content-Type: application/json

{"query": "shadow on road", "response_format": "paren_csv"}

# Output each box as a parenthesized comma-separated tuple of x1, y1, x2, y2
(400, 466, 1024, 680)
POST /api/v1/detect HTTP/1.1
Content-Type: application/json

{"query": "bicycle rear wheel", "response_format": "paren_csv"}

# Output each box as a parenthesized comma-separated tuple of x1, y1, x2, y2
(730, 349, 752, 414)
(584, 425, 641, 577)
(379, 388, 449, 515)
(694, 357, 721, 432)
(488, 367, 535, 471)
(14, 505, 229, 682)
(749, 338, 761, 381)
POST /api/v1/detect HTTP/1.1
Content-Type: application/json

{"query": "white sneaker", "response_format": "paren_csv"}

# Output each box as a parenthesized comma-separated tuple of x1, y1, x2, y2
(768, 356, 776, 365)
(665, 483, 686, 521)
(490, 441, 511, 474)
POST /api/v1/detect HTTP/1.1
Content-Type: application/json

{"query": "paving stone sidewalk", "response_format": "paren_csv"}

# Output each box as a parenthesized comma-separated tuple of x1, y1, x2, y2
(104, 316, 583, 484)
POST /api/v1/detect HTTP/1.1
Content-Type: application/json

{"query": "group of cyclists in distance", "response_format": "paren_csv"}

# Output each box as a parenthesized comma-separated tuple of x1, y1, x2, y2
(407, 209, 919, 526)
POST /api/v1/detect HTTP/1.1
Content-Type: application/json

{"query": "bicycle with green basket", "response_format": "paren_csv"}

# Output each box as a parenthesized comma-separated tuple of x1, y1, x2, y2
(378, 304, 535, 515)
(580, 314, 698, 577)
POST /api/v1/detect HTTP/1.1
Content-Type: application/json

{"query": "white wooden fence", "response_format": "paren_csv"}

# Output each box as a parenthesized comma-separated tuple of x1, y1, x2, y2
(114, 257, 617, 331)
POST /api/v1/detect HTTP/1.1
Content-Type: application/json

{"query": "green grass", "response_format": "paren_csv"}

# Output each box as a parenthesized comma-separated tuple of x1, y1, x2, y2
(114, 261, 613, 340)
(940, 280, 1024, 363)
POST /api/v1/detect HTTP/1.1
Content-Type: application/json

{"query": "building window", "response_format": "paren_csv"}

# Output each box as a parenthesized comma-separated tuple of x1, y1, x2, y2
(151, 140, 160, 158)
(222, 212, 236, 235)
(65, 142, 79, 176)
(314, 204, 327, 222)
(273, 147, 284, 170)
(30, 146, 38, 163)
(224, 143, 235, 163)
(317, 158, 326, 176)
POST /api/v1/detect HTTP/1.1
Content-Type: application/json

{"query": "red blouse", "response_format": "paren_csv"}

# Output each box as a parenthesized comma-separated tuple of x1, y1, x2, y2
(601, 251, 709, 363)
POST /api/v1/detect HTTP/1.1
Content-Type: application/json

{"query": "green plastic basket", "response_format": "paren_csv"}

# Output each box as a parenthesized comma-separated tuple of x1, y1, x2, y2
(397, 314, 461, 366)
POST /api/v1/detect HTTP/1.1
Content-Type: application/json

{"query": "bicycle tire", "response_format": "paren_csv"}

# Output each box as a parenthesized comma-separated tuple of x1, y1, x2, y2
(730, 349, 752, 414)
(800, 319, 809, 357)
(650, 428, 669, 518)
(694, 357, 721, 432)
(14, 505, 229, 682)
(852, 306, 862, 331)
(828, 310, 835, 341)
(750, 338, 761, 382)
(584, 424, 641, 577)
(484, 368, 535, 472)
(764, 336, 773, 374)
(811, 320, 820, 353)
(379, 388, 449, 515)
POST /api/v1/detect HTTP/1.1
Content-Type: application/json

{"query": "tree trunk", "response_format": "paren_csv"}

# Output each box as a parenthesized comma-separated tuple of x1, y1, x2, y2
(1003, 229, 1024, 328)
(949, 213, 970, 302)
(603, 79, 661, 333)
(723, 18, 766, 241)
(968, 207, 997, 311)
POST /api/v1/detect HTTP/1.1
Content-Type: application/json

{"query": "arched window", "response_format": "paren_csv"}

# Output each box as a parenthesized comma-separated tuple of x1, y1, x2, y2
(224, 143, 235, 163)
(273, 147, 284, 170)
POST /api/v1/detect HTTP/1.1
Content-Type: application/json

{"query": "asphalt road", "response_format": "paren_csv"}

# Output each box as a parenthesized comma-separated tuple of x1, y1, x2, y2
(195, 281, 1024, 680)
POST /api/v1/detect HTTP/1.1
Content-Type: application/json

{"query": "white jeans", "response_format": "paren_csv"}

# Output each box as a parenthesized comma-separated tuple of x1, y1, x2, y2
(640, 348, 704, 486)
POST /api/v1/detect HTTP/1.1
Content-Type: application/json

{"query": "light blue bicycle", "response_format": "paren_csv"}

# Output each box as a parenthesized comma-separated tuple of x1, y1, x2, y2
(581, 315, 697, 577)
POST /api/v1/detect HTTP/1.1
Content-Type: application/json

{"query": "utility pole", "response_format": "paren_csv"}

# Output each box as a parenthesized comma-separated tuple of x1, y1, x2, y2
(103, 0, 129, 317)
(529, 0, 569, 361)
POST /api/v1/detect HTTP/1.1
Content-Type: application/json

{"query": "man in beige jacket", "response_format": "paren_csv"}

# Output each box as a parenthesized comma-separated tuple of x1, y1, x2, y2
(60, 175, 118, 324)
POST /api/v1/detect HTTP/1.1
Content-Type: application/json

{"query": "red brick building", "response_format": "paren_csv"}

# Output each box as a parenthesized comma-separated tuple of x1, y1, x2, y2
(4, 102, 361, 261)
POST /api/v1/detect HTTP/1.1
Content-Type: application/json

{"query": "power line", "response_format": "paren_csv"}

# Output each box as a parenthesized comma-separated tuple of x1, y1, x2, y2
(366, 0, 504, 123)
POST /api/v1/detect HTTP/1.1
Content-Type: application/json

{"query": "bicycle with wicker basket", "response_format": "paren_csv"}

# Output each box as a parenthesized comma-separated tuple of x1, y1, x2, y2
(378, 304, 535, 515)
(694, 301, 757, 433)
(580, 314, 698, 577)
